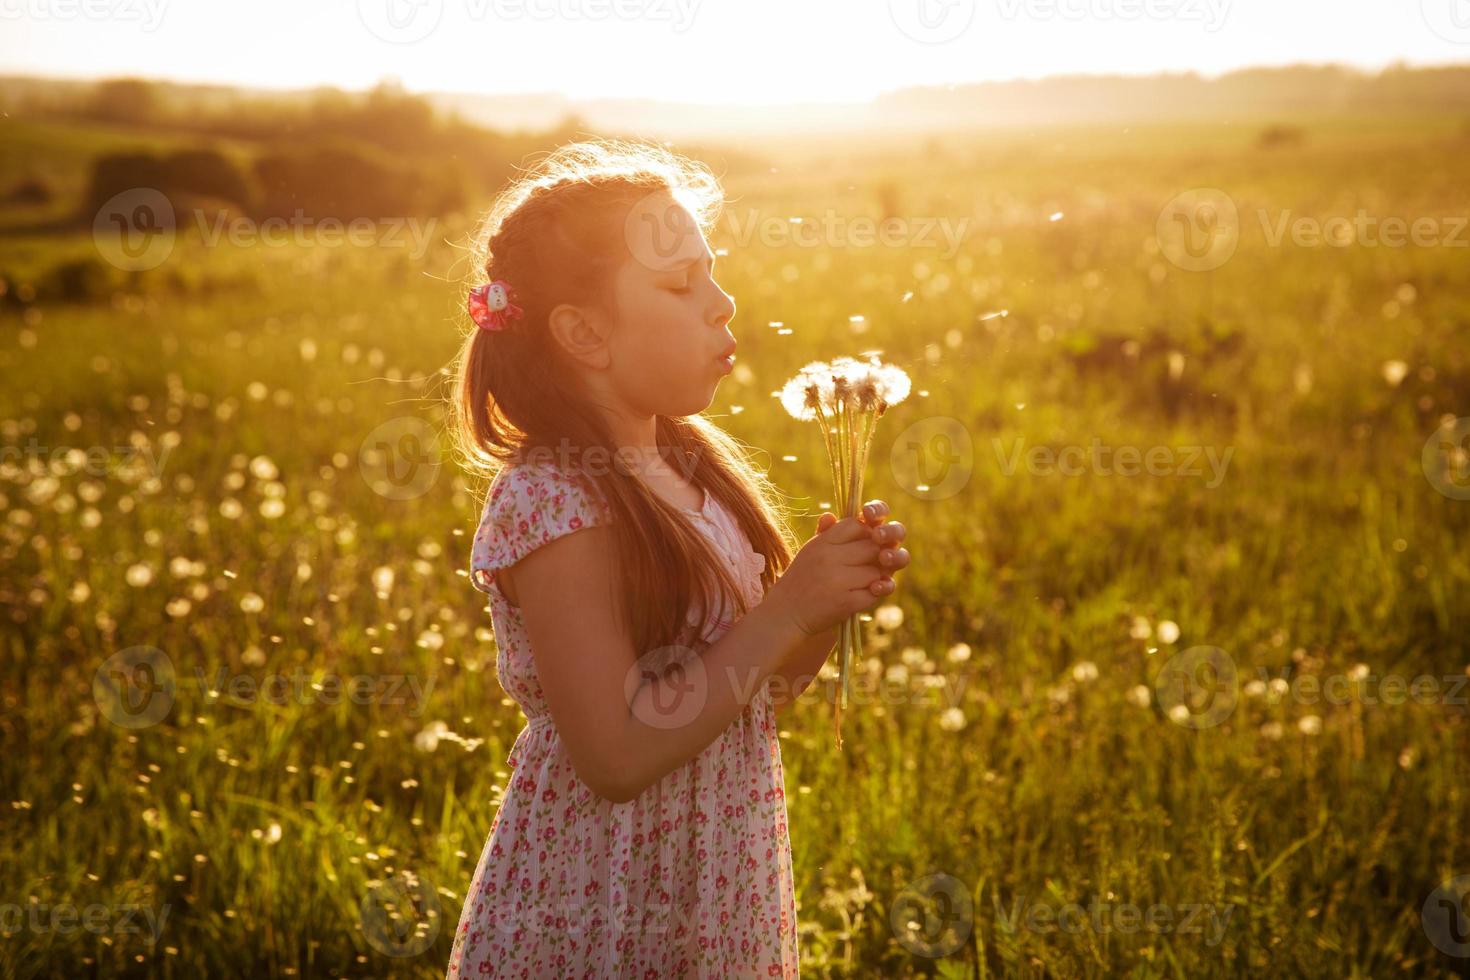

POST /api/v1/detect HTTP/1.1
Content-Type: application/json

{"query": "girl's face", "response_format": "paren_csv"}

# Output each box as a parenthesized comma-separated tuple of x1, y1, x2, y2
(604, 192, 738, 418)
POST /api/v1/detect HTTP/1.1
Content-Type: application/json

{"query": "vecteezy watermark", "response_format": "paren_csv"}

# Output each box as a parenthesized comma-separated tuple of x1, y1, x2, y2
(192, 666, 436, 717)
(889, 416, 975, 501)
(1158, 188, 1470, 272)
(720, 208, 971, 260)
(0, 0, 167, 30)
(743, 667, 969, 713)
(473, 895, 751, 939)
(93, 189, 441, 270)
(622, 188, 973, 274)
(888, 0, 976, 43)
(1422, 416, 1470, 501)
(93, 188, 176, 272)
(0, 902, 171, 945)
(361, 871, 441, 957)
(94, 646, 176, 729)
(1423, 874, 1470, 958)
(1256, 209, 1469, 250)
(0, 440, 173, 480)
(1157, 188, 1239, 272)
(996, 0, 1229, 32)
(1244, 665, 1469, 708)
(992, 893, 1234, 945)
(1157, 645, 1470, 730)
(992, 437, 1233, 488)
(1421, 0, 1470, 44)
(504, 438, 710, 483)
(359, 417, 443, 501)
(624, 646, 709, 731)
(92, 647, 438, 728)
(196, 211, 439, 261)
(1155, 645, 1238, 729)
(891, 873, 974, 957)
(357, 0, 698, 43)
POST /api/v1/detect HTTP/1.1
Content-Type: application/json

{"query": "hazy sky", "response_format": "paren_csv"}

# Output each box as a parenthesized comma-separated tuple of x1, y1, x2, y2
(6, 0, 1469, 103)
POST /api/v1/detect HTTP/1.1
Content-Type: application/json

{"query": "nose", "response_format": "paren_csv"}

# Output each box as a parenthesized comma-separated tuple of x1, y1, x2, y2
(709, 283, 736, 330)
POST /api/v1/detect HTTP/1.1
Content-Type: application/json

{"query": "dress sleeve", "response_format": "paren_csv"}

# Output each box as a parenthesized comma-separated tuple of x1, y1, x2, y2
(468, 464, 611, 596)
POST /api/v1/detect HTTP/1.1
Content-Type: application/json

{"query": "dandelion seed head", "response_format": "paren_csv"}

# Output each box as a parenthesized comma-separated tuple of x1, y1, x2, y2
(938, 707, 967, 732)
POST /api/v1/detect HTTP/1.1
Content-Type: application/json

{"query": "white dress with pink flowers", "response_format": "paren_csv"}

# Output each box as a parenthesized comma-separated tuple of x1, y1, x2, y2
(444, 460, 798, 979)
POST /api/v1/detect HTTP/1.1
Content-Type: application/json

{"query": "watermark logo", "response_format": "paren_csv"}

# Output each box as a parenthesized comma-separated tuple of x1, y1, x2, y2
(1423, 874, 1470, 957)
(722, 208, 971, 259)
(890, 872, 974, 957)
(358, 0, 444, 42)
(196, 211, 439, 260)
(890, 416, 974, 500)
(625, 646, 708, 730)
(192, 666, 436, 716)
(623, 188, 702, 274)
(1423, 416, 1470, 500)
(361, 872, 442, 957)
(993, 893, 1233, 944)
(0, 440, 172, 481)
(93, 188, 175, 271)
(996, 0, 1229, 31)
(889, 0, 975, 43)
(1157, 188, 1239, 272)
(1421, 0, 1470, 43)
(0, 0, 168, 30)
(0, 902, 171, 945)
(1155, 645, 1237, 729)
(993, 437, 1233, 488)
(360, 417, 443, 500)
(93, 646, 175, 729)
(1257, 209, 1468, 249)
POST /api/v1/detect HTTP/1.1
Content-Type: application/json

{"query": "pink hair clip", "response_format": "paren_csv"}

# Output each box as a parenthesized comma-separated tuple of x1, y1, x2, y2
(468, 279, 524, 332)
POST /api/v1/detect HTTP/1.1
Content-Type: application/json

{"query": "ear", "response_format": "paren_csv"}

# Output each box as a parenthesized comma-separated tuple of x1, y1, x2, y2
(547, 302, 612, 370)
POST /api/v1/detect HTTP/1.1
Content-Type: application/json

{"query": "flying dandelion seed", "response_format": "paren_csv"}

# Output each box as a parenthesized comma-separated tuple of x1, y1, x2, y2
(780, 354, 912, 750)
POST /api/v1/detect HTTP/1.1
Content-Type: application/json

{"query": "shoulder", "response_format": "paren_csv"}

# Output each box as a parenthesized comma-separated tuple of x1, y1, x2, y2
(469, 460, 611, 593)
(485, 460, 610, 525)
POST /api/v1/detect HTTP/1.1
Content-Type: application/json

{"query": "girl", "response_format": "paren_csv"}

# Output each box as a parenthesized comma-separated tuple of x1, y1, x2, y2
(444, 139, 911, 979)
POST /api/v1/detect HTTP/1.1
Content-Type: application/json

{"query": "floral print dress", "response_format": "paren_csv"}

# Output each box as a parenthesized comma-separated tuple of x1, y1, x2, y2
(445, 460, 799, 979)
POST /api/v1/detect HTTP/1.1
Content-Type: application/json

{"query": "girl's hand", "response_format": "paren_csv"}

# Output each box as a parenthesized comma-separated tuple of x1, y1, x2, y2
(767, 499, 911, 639)
(816, 499, 909, 596)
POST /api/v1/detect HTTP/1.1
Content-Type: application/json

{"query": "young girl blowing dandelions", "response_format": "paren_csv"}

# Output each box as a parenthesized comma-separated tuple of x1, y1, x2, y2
(443, 139, 912, 980)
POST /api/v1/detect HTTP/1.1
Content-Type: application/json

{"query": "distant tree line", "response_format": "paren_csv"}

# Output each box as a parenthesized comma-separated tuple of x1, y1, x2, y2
(7, 77, 594, 223)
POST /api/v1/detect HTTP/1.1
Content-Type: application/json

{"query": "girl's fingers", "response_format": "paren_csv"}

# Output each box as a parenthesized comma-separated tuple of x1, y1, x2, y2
(870, 520, 906, 546)
(816, 512, 838, 533)
(860, 499, 890, 525)
(877, 547, 910, 570)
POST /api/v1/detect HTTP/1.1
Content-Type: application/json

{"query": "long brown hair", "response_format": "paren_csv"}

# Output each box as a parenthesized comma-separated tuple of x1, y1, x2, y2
(451, 138, 797, 655)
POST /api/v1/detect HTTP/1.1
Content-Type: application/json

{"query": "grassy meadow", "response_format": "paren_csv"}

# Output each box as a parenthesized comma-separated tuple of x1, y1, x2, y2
(2, 111, 1470, 978)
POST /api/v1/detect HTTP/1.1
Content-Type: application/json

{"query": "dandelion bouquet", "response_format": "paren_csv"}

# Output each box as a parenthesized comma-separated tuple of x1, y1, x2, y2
(780, 355, 911, 749)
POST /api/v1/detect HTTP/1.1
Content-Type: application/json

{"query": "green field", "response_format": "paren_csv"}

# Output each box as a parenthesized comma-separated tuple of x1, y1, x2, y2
(2, 113, 1469, 977)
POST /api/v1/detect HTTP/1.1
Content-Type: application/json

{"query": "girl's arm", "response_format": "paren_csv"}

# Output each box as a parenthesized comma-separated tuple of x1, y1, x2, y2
(511, 523, 814, 805)
(768, 625, 840, 716)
